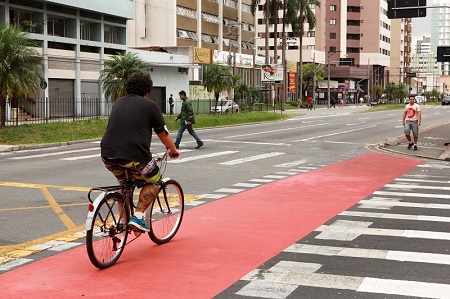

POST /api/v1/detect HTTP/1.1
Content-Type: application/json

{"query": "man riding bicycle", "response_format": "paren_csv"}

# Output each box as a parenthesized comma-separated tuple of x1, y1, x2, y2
(100, 72, 180, 232)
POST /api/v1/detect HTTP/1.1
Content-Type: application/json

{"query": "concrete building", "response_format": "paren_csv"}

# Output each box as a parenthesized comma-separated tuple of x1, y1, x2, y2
(1, 0, 133, 118)
(285, 0, 392, 105)
(431, 0, 450, 76)
(127, 0, 259, 91)
(389, 18, 412, 85)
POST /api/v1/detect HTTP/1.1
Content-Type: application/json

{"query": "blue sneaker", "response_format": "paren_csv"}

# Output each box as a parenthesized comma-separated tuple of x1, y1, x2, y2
(128, 215, 150, 232)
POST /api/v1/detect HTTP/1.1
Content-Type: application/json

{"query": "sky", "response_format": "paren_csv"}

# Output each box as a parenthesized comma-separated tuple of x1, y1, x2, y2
(411, 14, 432, 50)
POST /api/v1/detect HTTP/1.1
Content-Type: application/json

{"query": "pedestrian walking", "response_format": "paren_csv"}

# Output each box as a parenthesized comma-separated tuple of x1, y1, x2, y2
(168, 94, 174, 115)
(330, 96, 336, 108)
(402, 95, 421, 150)
(174, 90, 204, 149)
(307, 96, 312, 110)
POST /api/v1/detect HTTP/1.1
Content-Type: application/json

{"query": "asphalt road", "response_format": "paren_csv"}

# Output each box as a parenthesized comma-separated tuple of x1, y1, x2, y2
(1, 105, 449, 298)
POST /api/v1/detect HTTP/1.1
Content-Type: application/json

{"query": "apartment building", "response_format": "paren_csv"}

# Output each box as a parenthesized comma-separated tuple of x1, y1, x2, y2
(1, 0, 134, 119)
(128, 0, 259, 89)
(389, 18, 412, 86)
(431, 0, 450, 76)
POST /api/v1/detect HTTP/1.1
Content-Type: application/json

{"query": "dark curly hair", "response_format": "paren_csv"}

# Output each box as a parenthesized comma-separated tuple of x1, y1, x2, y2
(126, 72, 153, 96)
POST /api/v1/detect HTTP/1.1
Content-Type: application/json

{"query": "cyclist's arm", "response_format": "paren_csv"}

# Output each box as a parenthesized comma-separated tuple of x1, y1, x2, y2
(156, 130, 179, 158)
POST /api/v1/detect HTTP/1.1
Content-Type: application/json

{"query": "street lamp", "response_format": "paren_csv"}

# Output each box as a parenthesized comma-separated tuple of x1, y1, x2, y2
(327, 50, 341, 108)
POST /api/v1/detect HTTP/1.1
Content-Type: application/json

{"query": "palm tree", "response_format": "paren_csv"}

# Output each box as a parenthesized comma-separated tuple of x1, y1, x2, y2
(251, 0, 270, 64)
(228, 73, 244, 101)
(288, 0, 321, 102)
(99, 52, 146, 102)
(372, 84, 383, 101)
(202, 64, 233, 109)
(0, 24, 45, 126)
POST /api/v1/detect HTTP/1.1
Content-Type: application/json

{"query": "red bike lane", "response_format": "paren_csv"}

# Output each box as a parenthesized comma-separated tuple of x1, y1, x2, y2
(0, 153, 422, 298)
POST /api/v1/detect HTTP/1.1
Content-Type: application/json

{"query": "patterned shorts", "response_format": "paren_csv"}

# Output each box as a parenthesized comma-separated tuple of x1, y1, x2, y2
(102, 157, 161, 185)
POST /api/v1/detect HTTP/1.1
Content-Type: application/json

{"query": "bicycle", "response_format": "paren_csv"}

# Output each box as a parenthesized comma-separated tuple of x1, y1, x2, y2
(85, 151, 184, 269)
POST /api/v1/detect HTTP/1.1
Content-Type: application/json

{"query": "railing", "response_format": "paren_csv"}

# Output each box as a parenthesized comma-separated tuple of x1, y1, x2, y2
(2, 97, 290, 126)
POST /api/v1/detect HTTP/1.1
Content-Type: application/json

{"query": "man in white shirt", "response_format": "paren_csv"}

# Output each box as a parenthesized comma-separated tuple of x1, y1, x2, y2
(402, 95, 422, 150)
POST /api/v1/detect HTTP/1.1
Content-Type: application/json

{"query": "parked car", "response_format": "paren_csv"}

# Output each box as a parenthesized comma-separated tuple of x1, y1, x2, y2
(443, 96, 450, 105)
(415, 95, 427, 104)
(211, 100, 239, 113)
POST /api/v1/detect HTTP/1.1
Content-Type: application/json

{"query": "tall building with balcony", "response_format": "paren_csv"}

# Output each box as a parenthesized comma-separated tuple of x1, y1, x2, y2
(0, 0, 133, 104)
(431, 0, 450, 76)
(128, 0, 258, 87)
(389, 18, 412, 85)
(303, 0, 391, 104)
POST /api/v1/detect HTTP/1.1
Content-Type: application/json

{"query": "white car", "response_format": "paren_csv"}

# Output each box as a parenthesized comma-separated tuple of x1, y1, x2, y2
(415, 95, 427, 103)
(211, 100, 239, 113)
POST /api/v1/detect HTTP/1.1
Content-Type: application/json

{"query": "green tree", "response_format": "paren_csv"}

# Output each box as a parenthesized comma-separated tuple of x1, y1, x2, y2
(288, 0, 321, 101)
(372, 84, 383, 101)
(301, 63, 324, 92)
(384, 82, 397, 103)
(0, 24, 45, 127)
(395, 82, 409, 101)
(202, 64, 233, 109)
(99, 52, 146, 102)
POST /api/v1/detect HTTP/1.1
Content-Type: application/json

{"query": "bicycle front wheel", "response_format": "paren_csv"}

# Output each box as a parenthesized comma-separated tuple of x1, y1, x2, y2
(146, 179, 184, 244)
(86, 192, 129, 269)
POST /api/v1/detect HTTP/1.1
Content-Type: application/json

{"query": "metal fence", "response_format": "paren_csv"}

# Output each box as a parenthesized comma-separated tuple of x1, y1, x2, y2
(2, 97, 289, 126)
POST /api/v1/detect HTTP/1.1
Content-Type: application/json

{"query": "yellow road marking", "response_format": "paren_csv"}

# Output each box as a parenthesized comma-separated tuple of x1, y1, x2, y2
(40, 187, 77, 230)
(0, 180, 200, 266)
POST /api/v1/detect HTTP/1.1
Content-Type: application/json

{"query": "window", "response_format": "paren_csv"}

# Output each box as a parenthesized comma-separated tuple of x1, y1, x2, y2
(330, 5, 337, 11)
(307, 31, 315, 37)
(329, 46, 337, 53)
(48, 17, 67, 37)
(330, 19, 336, 25)
(330, 32, 337, 39)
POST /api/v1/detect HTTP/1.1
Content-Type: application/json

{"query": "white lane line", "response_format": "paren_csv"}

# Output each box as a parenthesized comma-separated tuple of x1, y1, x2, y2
(286, 243, 450, 265)
(233, 183, 261, 187)
(242, 261, 450, 298)
(274, 159, 308, 167)
(219, 152, 285, 165)
(8, 148, 98, 159)
(0, 258, 34, 271)
(61, 153, 100, 161)
(374, 190, 450, 199)
(207, 139, 286, 146)
(292, 125, 377, 142)
(385, 183, 450, 191)
(169, 151, 238, 163)
(225, 123, 328, 138)
(315, 224, 450, 241)
(198, 194, 228, 199)
(249, 179, 274, 183)
(324, 141, 359, 144)
(357, 277, 450, 298)
(418, 164, 450, 169)
(215, 188, 245, 193)
(395, 178, 450, 184)
(358, 199, 450, 210)
(341, 210, 450, 223)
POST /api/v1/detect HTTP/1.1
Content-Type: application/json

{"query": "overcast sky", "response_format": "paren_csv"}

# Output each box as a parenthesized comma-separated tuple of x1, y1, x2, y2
(411, 14, 432, 48)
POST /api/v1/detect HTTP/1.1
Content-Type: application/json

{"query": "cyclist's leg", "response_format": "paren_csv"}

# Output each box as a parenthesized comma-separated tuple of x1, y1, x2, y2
(128, 161, 161, 232)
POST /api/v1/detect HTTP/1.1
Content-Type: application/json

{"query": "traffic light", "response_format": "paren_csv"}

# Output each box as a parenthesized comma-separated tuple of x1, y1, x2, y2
(387, 0, 427, 19)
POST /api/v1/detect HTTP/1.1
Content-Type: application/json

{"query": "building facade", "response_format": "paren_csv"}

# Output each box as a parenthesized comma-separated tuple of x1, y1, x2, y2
(1, 0, 134, 119)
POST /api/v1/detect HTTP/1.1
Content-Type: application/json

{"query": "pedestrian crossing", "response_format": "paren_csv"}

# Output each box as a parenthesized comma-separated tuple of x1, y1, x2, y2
(215, 161, 450, 299)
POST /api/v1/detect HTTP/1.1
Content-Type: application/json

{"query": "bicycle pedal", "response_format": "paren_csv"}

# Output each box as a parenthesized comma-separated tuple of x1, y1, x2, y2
(132, 229, 143, 237)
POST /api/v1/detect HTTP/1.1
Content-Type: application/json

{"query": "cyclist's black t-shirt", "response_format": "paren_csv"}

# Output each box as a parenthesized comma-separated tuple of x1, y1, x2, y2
(101, 94, 166, 163)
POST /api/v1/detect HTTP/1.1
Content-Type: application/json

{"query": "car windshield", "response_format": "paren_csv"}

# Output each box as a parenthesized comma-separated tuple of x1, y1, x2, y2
(217, 101, 230, 106)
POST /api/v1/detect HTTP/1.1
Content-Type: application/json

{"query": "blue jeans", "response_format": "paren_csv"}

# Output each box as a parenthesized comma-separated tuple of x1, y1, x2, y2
(174, 121, 203, 147)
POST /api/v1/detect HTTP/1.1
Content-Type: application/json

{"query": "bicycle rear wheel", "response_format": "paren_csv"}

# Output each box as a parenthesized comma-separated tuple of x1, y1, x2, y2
(86, 192, 129, 269)
(146, 179, 184, 244)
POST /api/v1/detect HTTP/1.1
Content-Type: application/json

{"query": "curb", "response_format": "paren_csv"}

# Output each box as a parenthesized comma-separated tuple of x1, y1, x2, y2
(0, 138, 101, 153)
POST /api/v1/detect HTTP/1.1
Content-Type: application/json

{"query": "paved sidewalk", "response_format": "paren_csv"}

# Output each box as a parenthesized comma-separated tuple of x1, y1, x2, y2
(379, 121, 450, 161)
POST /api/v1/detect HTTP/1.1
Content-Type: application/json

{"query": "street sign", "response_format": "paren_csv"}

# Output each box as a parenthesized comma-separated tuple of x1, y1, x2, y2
(387, 0, 426, 19)
(406, 72, 416, 78)
(437, 46, 450, 62)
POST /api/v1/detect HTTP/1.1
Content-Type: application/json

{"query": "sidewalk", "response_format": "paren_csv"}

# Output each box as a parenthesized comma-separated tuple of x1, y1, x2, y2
(379, 121, 450, 161)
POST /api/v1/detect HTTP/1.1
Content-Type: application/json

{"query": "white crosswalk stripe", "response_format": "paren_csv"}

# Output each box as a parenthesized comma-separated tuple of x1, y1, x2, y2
(217, 162, 450, 298)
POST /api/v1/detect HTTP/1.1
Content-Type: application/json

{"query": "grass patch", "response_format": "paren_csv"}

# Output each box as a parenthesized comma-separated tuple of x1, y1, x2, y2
(0, 112, 293, 145)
